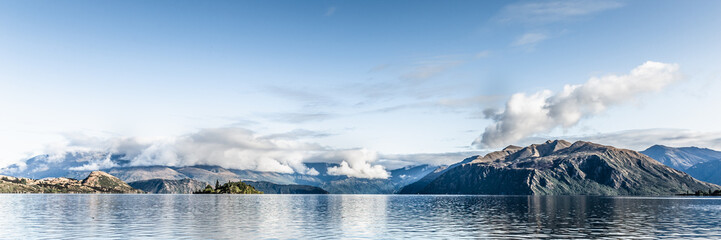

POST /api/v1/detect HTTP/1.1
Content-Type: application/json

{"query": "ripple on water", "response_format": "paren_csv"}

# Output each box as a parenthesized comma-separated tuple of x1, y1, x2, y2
(0, 195, 721, 239)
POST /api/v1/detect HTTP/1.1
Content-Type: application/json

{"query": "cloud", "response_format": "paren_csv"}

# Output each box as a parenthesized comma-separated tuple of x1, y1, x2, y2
(474, 61, 682, 148)
(325, 149, 390, 179)
(260, 129, 334, 140)
(401, 59, 463, 81)
(265, 86, 337, 109)
(268, 112, 334, 123)
(68, 153, 119, 171)
(475, 50, 491, 58)
(512, 33, 549, 46)
(497, 0, 624, 24)
(362, 94, 502, 115)
(575, 129, 721, 151)
(54, 128, 390, 179)
(378, 151, 488, 169)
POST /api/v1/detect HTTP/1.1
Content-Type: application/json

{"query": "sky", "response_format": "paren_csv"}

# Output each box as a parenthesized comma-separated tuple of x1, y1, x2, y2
(1, 0, 721, 177)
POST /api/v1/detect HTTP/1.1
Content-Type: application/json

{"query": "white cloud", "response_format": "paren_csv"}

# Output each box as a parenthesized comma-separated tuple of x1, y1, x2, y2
(326, 149, 389, 179)
(378, 151, 488, 169)
(475, 50, 491, 58)
(474, 61, 682, 148)
(400, 56, 465, 82)
(68, 153, 119, 171)
(512, 33, 549, 46)
(51, 128, 390, 179)
(575, 129, 721, 151)
(498, 0, 624, 24)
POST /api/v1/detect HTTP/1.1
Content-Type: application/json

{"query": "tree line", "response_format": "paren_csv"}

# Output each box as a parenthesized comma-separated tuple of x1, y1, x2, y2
(194, 180, 263, 194)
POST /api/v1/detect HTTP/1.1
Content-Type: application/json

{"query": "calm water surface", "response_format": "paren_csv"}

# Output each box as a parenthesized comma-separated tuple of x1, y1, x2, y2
(0, 194, 720, 239)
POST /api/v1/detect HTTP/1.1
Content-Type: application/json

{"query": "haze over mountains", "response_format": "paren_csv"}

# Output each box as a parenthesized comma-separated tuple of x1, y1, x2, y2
(0, 154, 439, 194)
(640, 145, 721, 186)
(3, 140, 719, 195)
(640, 145, 721, 170)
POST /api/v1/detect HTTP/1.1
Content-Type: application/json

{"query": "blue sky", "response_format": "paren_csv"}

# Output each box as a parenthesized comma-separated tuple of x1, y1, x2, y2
(1, 0, 721, 175)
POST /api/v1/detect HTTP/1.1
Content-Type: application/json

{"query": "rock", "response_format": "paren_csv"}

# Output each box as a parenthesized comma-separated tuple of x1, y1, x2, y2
(129, 178, 208, 194)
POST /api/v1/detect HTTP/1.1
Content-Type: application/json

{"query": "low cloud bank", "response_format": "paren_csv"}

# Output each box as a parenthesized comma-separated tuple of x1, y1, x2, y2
(474, 61, 681, 148)
(577, 129, 721, 151)
(325, 149, 389, 179)
(54, 128, 390, 179)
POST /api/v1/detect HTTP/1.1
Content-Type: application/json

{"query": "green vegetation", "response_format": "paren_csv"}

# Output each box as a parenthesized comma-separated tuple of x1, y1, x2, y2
(679, 190, 721, 196)
(194, 180, 263, 194)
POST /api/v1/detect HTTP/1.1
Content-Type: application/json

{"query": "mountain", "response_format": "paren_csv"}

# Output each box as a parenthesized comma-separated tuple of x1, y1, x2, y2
(128, 178, 208, 194)
(403, 140, 718, 195)
(685, 160, 721, 185)
(640, 145, 721, 170)
(0, 171, 143, 193)
(128, 178, 329, 194)
(398, 165, 448, 194)
(246, 181, 328, 194)
(398, 151, 508, 194)
(1, 154, 439, 194)
(639, 145, 721, 185)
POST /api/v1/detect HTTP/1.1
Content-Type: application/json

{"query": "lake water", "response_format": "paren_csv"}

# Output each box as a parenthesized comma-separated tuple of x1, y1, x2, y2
(1, 194, 720, 239)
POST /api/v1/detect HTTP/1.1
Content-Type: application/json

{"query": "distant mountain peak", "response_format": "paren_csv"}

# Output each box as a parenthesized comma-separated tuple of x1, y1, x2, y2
(502, 145, 522, 151)
(641, 144, 721, 170)
(81, 171, 141, 193)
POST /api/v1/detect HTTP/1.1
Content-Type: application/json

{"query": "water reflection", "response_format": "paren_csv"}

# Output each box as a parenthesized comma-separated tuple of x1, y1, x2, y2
(1, 195, 721, 239)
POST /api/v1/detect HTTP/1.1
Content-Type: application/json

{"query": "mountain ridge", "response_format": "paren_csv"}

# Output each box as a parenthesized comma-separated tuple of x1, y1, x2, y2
(0, 170, 143, 193)
(403, 140, 718, 195)
(640, 145, 721, 170)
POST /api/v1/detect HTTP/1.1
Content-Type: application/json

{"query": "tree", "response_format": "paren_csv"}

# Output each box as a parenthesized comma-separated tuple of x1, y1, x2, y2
(215, 180, 220, 190)
(200, 184, 214, 193)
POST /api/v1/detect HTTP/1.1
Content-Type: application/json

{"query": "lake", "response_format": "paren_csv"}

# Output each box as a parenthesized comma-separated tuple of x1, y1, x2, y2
(1, 194, 720, 239)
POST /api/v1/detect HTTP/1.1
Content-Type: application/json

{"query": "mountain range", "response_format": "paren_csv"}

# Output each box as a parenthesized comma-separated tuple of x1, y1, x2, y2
(640, 145, 721, 170)
(640, 145, 721, 185)
(1, 154, 439, 194)
(3, 140, 720, 195)
(402, 140, 718, 195)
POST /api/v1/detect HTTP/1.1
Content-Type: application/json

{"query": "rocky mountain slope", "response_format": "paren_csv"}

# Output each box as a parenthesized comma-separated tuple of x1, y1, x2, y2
(245, 181, 328, 194)
(404, 140, 718, 195)
(128, 178, 208, 194)
(684, 160, 721, 185)
(128, 178, 329, 194)
(640, 145, 721, 170)
(0, 171, 143, 193)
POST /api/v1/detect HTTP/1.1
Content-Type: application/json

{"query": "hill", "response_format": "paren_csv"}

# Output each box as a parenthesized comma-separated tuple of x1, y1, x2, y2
(0, 171, 143, 193)
(128, 178, 207, 194)
(403, 140, 718, 195)
(245, 181, 328, 194)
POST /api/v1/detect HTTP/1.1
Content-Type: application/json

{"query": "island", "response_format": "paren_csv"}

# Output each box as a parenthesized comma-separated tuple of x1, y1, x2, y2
(194, 180, 263, 194)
